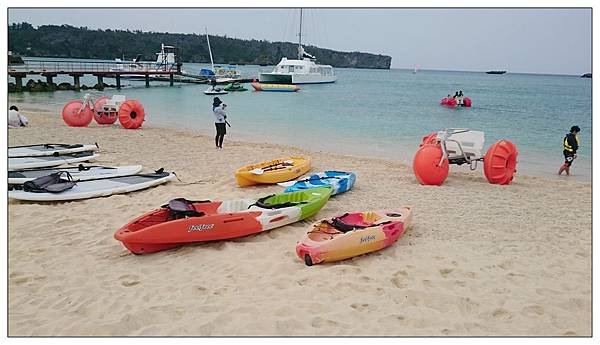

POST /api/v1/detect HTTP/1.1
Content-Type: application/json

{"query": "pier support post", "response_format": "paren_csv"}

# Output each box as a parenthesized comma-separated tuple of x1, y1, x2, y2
(73, 76, 80, 90)
(97, 75, 103, 86)
(145, 74, 150, 87)
(169, 74, 174, 86)
(45, 75, 54, 85)
(69, 73, 83, 91)
(116, 75, 121, 89)
(12, 73, 25, 91)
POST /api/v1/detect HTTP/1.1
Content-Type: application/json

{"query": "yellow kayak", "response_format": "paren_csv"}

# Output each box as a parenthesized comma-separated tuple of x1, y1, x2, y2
(235, 156, 311, 187)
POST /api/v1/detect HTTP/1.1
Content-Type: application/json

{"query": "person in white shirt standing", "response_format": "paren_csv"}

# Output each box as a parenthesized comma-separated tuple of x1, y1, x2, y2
(212, 97, 227, 149)
(8, 105, 28, 128)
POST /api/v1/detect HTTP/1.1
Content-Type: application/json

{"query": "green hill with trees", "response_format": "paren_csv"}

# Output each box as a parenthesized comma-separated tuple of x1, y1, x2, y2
(8, 22, 392, 69)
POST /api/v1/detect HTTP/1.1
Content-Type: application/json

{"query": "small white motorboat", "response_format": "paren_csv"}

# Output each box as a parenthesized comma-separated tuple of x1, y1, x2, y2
(203, 87, 228, 95)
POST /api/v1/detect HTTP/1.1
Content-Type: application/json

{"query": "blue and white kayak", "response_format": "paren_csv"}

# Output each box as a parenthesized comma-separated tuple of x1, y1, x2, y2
(280, 171, 356, 196)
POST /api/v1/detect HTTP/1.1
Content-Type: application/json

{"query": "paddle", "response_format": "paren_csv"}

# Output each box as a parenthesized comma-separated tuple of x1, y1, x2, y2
(277, 175, 342, 187)
(249, 160, 294, 175)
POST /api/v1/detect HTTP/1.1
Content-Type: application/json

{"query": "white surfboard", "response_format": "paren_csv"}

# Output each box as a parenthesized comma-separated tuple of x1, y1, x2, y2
(8, 143, 99, 158)
(8, 165, 143, 184)
(8, 151, 98, 171)
(9, 171, 176, 202)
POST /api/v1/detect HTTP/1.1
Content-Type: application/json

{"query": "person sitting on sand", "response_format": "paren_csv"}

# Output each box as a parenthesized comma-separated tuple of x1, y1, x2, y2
(212, 97, 227, 149)
(8, 105, 28, 128)
(558, 125, 581, 176)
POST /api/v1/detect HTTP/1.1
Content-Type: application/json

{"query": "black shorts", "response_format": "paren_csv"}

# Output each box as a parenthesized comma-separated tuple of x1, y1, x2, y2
(215, 122, 226, 135)
(563, 151, 575, 166)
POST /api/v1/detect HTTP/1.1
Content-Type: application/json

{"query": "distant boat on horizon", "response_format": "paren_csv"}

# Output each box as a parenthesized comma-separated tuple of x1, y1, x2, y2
(486, 70, 507, 75)
(581, 73, 592, 78)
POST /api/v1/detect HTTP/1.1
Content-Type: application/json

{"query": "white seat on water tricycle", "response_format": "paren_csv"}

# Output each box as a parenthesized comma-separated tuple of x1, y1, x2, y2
(440, 129, 485, 159)
(103, 95, 126, 111)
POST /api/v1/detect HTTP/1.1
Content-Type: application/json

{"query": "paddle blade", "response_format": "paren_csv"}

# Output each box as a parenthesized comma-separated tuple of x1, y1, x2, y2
(277, 180, 297, 187)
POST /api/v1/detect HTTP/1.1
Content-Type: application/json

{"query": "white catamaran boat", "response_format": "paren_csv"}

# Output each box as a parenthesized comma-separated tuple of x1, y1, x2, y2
(259, 9, 337, 84)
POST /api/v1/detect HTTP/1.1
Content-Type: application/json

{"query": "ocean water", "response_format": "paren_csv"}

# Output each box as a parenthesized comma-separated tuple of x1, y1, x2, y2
(9, 58, 592, 181)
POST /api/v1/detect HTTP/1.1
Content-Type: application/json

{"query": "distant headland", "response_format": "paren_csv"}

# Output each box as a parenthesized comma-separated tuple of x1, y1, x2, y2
(8, 22, 392, 69)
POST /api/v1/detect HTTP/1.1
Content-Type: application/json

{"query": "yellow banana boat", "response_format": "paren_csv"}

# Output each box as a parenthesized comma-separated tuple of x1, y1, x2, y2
(235, 156, 311, 187)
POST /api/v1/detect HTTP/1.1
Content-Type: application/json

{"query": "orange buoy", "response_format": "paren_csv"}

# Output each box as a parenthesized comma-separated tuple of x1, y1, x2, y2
(413, 143, 449, 185)
(483, 139, 518, 185)
(420, 132, 438, 146)
(61, 100, 94, 127)
(118, 100, 145, 129)
(93, 97, 118, 125)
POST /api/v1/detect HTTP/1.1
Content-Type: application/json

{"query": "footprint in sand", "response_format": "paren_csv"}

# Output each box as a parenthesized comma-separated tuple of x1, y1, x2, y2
(119, 274, 141, 287)
(391, 271, 408, 289)
(297, 278, 309, 286)
(439, 268, 453, 278)
(350, 303, 373, 312)
(492, 308, 513, 320)
(311, 316, 339, 328)
(521, 305, 545, 317)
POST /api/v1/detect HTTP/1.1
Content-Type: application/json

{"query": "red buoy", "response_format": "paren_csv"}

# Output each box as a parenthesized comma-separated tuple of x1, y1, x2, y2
(118, 100, 145, 129)
(413, 144, 449, 185)
(93, 97, 118, 125)
(61, 100, 94, 127)
(462, 97, 472, 107)
(483, 140, 518, 185)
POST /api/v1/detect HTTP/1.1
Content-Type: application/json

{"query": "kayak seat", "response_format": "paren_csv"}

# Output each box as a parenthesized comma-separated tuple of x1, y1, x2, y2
(325, 213, 392, 233)
(252, 194, 308, 209)
(163, 198, 207, 219)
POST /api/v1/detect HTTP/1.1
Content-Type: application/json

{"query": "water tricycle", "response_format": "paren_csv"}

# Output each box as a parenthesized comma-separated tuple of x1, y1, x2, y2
(440, 97, 471, 107)
(61, 93, 145, 129)
(412, 128, 518, 185)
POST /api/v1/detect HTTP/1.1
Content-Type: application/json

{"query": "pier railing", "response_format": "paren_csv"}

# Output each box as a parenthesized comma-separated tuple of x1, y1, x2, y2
(8, 59, 180, 75)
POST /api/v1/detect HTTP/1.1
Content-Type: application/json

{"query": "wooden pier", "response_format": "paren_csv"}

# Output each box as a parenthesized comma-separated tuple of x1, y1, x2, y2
(8, 59, 209, 91)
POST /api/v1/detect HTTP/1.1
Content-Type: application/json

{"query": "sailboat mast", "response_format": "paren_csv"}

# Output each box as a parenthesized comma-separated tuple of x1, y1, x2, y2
(298, 8, 303, 47)
(205, 28, 215, 71)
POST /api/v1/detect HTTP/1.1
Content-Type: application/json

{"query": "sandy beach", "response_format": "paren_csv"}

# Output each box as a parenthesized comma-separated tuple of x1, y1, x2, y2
(7, 108, 591, 336)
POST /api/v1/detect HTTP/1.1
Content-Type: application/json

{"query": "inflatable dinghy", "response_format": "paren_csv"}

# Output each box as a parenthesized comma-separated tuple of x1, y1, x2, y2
(8, 165, 142, 185)
(296, 208, 413, 266)
(8, 151, 98, 171)
(280, 170, 356, 196)
(115, 186, 333, 254)
(8, 143, 99, 158)
(9, 170, 175, 201)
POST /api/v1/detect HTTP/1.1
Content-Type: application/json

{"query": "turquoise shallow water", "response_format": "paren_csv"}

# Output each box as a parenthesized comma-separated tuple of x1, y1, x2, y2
(9, 58, 592, 181)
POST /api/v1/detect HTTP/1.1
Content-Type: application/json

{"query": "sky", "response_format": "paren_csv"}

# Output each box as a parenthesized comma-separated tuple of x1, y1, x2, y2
(8, 7, 592, 75)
